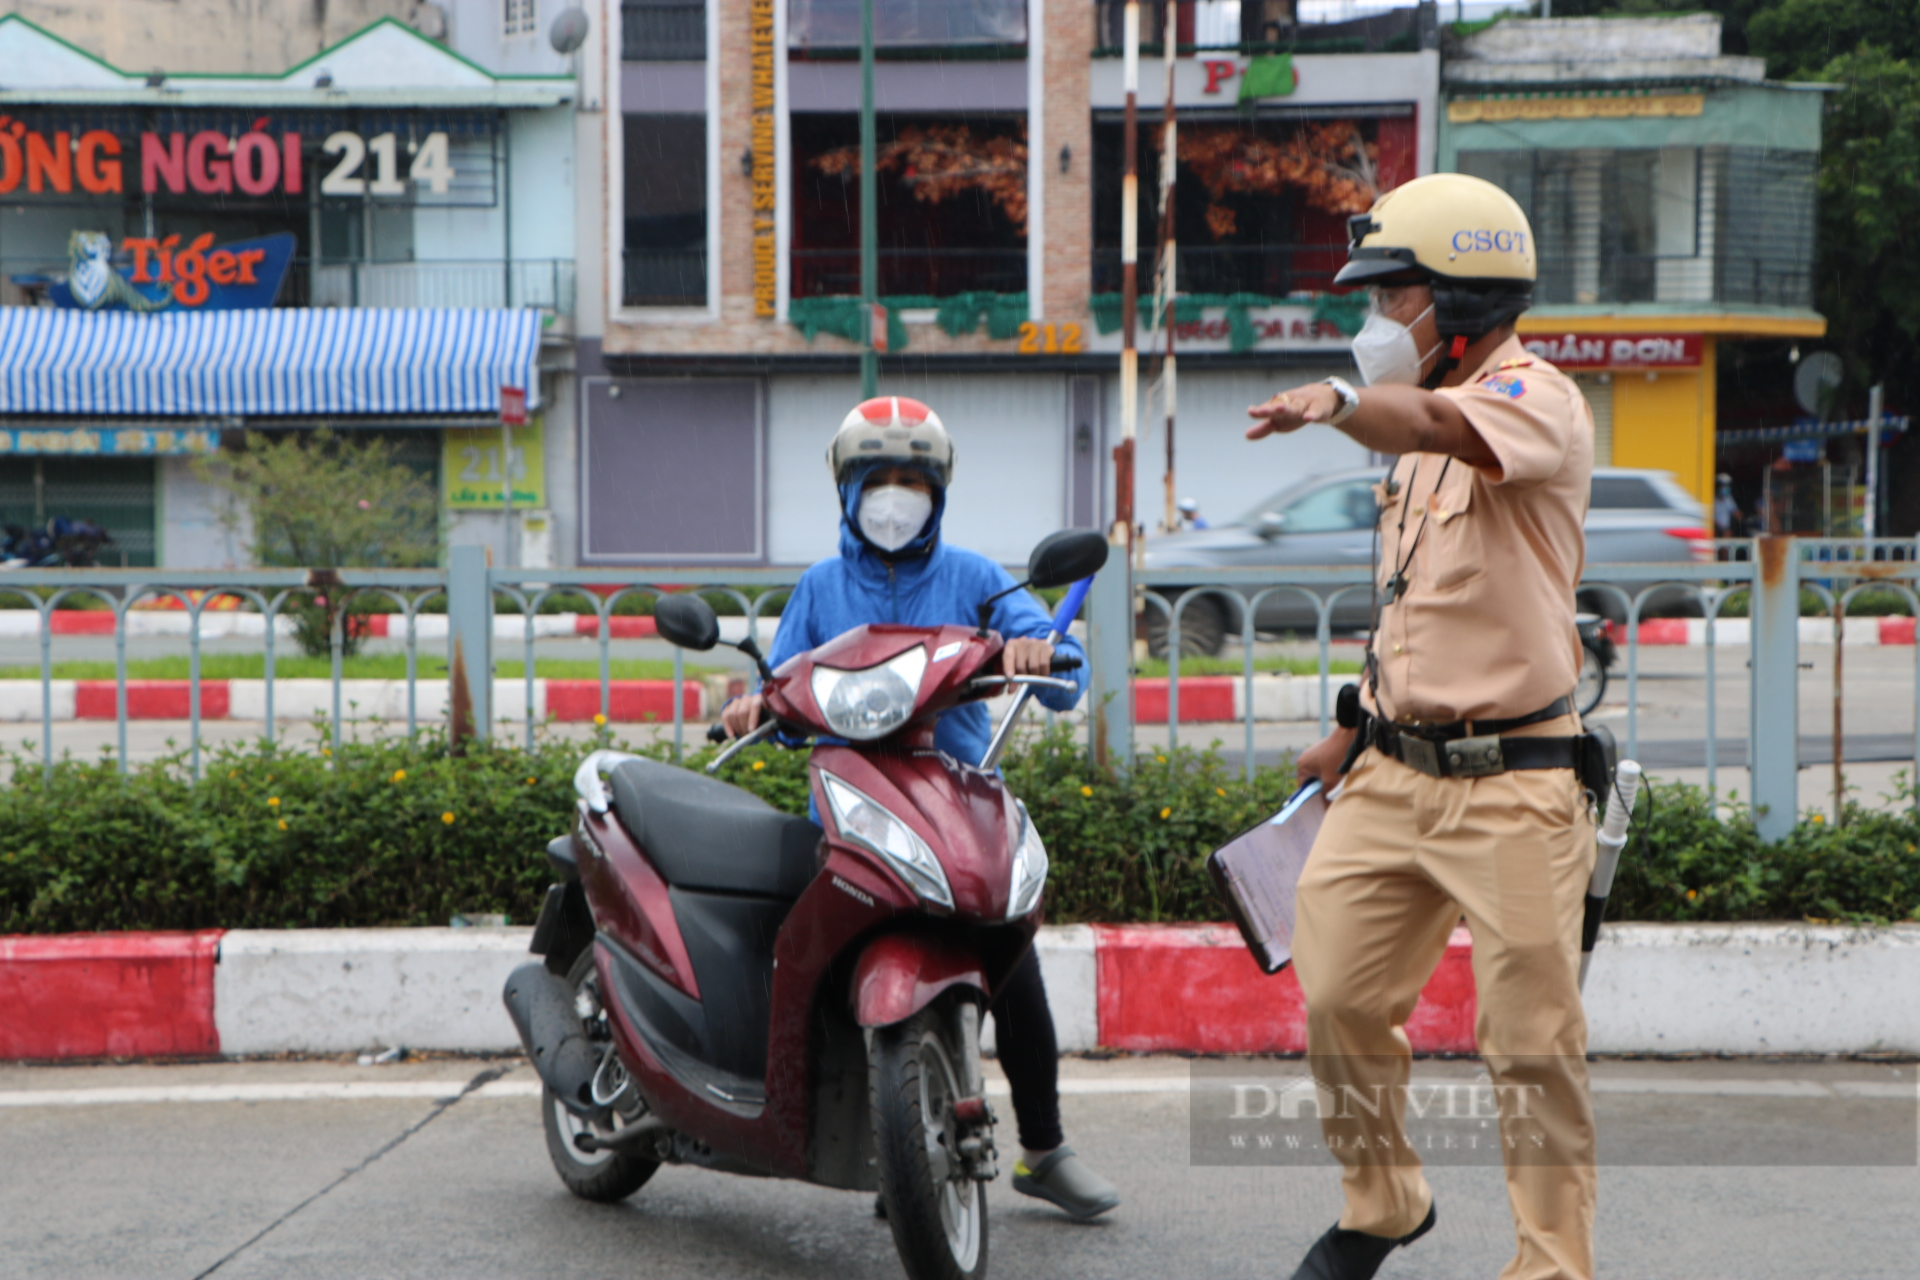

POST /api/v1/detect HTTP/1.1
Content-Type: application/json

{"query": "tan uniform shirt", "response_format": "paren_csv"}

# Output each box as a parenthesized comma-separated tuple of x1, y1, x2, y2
(1367, 334, 1594, 724)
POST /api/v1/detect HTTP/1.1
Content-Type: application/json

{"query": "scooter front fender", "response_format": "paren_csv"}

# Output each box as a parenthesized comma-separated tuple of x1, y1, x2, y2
(852, 932, 986, 1028)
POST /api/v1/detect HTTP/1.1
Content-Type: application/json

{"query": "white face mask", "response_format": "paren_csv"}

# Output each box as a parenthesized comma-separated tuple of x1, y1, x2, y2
(858, 484, 934, 552)
(1350, 302, 1440, 387)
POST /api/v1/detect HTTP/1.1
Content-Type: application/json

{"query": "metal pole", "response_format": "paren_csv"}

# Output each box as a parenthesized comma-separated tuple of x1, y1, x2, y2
(1750, 536, 1799, 841)
(501, 420, 515, 568)
(859, 0, 878, 398)
(1158, 0, 1178, 537)
(1865, 383, 1883, 543)
(1095, 0, 1142, 768)
(1117, 0, 1140, 545)
(447, 545, 493, 746)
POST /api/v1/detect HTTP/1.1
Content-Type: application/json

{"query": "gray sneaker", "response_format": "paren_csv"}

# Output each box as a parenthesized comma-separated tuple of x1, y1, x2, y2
(1011, 1146, 1121, 1220)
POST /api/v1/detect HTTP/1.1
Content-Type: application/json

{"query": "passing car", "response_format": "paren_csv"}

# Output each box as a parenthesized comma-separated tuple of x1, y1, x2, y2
(1140, 466, 1708, 656)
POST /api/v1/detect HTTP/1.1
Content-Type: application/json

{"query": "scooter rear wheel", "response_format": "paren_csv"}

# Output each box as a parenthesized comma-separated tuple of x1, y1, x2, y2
(540, 950, 660, 1203)
(871, 999, 989, 1280)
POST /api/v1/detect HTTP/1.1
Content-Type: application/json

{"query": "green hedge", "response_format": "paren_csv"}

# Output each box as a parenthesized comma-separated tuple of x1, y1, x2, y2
(2, 725, 1917, 933)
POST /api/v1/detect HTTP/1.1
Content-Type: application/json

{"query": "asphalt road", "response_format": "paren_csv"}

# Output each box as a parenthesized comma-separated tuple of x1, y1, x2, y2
(1, 1055, 1913, 1280)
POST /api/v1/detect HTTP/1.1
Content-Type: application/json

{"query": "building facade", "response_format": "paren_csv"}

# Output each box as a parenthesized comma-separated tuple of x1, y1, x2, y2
(0, 7, 579, 568)
(1440, 12, 1827, 515)
(588, 0, 1443, 565)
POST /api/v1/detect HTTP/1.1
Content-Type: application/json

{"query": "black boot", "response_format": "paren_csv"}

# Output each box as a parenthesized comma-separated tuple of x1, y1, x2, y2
(1287, 1201, 1436, 1280)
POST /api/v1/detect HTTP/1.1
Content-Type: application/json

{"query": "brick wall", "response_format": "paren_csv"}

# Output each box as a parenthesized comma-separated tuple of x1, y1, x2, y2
(1042, 0, 1094, 326)
(606, 0, 1081, 358)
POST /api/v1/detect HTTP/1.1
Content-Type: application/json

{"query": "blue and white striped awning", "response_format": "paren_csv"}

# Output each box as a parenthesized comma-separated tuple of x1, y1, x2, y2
(0, 307, 543, 416)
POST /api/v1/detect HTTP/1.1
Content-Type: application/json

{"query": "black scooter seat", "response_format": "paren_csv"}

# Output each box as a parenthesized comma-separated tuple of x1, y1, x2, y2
(607, 757, 821, 899)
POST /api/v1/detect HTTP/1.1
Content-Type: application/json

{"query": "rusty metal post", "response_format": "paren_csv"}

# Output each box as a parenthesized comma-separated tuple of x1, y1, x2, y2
(1750, 536, 1799, 841)
(447, 544, 492, 749)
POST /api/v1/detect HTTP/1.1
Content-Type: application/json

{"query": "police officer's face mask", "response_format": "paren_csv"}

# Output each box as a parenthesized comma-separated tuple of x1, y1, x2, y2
(858, 484, 934, 552)
(1350, 302, 1440, 387)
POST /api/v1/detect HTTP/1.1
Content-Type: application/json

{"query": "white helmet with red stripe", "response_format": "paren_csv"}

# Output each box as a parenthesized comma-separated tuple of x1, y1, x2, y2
(827, 395, 955, 487)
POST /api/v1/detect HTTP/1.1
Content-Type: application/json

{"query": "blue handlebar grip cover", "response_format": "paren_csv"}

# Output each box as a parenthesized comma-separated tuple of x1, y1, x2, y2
(1049, 577, 1093, 641)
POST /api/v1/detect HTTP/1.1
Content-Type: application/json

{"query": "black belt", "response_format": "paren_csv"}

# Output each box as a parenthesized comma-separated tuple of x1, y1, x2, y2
(1362, 696, 1579, 779)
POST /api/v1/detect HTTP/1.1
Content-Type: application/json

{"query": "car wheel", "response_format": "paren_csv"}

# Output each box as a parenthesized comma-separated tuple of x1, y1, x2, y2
(1144, 593, 1228, 659)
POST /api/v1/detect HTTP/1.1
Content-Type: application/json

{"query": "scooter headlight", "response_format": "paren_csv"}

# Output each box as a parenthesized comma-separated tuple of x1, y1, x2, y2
(810, 647, 929, 741)
(1006, 800, 1049, 920)
(820, 772, 953, 911)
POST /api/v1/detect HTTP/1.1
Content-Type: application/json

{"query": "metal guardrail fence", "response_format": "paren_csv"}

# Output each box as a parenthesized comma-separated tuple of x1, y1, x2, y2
(3, 539, 1917, 841)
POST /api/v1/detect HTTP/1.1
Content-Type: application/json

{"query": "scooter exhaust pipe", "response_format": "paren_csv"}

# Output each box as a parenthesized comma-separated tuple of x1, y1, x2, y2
(573, 1115, 671, 1155)
(502, 961, 603, 1117)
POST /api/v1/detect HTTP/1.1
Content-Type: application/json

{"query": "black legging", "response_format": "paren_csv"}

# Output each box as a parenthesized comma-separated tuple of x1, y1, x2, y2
(989, 946, 1064, 1153)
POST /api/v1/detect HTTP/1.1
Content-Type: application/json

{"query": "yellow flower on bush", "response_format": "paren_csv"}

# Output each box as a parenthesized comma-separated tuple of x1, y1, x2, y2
(1216, 787, 1227, 798)
(391, 769, 406, 784)
(1812, 813, 1825, 824)
(442, 811, 456, 825)
(1160, 806, 1172, 820)
(267, 796, 280, 808)
(228, 770, 237, 779)
(1156, 755, 1168, 764)
(751, 760, 766, 771)
(1080, 785, 1093, 798)
(593, 713, 607, 727)
(321, 747, 331, 757)
(526, 776, 537, 785)
(276, 819, 288, 832)
(1686, 889, 1698, 901)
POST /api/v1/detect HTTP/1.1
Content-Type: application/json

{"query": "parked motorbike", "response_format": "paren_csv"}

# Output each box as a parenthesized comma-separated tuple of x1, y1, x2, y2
(1, 517, 114, 569)
(1575, 612, 1616, 717)
(505, 530, 1109, 1280)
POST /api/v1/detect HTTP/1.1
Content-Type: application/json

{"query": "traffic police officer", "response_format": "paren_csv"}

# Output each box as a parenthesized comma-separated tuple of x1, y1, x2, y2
(1246, 173, 1598, 1280)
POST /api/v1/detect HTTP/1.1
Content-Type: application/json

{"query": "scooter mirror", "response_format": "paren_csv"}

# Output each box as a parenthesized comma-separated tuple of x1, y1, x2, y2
(1027, 529, 1109, 590)
(654, 594, 720, 651)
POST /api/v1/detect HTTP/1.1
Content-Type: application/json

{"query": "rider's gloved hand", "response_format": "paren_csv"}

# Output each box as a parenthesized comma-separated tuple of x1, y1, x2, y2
(722, 693, 764, 739)
(1001, 638, 1054, 679)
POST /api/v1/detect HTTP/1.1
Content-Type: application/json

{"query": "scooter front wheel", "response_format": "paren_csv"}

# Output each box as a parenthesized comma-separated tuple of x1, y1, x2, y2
(871, 998, 989, 1280)
(540, 950, 660, 1203)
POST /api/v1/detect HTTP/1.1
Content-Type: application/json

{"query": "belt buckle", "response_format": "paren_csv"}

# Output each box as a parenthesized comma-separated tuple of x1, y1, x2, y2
(1397, 734, 1441, 776)
(1445, 734, 1505, 778)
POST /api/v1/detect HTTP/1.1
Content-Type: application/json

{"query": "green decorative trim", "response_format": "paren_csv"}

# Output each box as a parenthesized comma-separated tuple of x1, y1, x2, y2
(1088, 291, 1364, 353)
(0, 14, 556, 86)
(788, 293, 1030, 351)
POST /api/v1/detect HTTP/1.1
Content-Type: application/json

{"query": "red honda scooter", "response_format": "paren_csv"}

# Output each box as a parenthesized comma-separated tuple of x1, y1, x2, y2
(504, 530, 1107, 1280)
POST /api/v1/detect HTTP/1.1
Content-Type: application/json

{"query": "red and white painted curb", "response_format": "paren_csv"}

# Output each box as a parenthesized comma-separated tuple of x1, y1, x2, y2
(4, 922, 1916, 1061)
(1608, 616, 1918, 647)
(0, 610, 772, 641)
(0, 679, 708, 723)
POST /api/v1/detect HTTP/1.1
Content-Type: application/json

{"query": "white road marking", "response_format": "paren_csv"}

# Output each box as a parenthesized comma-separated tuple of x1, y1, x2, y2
(0, 1075, 1908, 1109)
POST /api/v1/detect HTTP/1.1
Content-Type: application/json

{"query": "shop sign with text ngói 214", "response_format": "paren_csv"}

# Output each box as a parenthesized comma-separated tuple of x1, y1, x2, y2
(33, 231, 295, 311)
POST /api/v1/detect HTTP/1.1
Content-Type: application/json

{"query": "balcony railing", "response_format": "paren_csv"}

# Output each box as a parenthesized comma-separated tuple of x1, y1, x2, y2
(791, 247, 1027, 299)
(1094, 0, 1435, 55)
(1092, 243, 1349, 297)
(622, 0, 706, 60)
(307, 260, 576, 312)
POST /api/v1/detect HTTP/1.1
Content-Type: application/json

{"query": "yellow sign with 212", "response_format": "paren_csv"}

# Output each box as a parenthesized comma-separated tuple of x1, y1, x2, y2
(443, 420, 545, 509)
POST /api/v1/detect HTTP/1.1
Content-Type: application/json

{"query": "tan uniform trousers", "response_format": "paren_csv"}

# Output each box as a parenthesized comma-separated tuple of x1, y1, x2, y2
(1292, 715, 1598, 1280)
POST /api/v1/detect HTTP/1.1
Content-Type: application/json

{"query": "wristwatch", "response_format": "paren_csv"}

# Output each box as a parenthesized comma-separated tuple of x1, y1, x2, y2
(1322, 376, 1361, 425)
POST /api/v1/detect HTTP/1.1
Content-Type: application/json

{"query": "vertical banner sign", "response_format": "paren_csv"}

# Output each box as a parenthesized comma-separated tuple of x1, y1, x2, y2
(751, 0, 777, 317)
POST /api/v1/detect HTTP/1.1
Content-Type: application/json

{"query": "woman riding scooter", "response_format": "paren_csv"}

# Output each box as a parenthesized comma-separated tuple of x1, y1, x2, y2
(723, 395, 1122, 1221)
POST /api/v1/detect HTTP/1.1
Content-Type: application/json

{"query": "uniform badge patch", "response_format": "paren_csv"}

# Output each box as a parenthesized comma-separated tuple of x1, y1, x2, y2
(1483, 375, 1527, 399)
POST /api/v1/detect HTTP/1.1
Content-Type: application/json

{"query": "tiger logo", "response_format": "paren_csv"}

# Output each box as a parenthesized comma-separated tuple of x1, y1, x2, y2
(66, 231, 167, 312)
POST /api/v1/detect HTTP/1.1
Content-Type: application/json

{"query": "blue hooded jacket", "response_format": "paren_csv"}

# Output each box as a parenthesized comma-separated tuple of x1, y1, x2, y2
(765, 460, 1089, 769)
